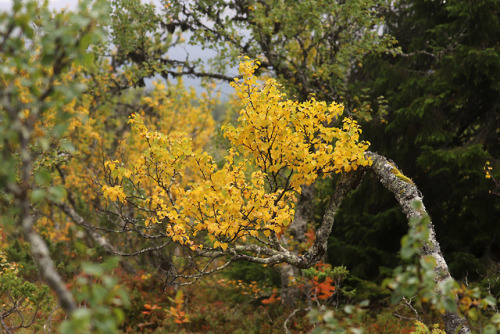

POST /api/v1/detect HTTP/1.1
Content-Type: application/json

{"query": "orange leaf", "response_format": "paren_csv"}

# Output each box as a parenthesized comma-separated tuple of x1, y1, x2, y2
(315, 277, 336, 300)
(261, 292, 281, 305)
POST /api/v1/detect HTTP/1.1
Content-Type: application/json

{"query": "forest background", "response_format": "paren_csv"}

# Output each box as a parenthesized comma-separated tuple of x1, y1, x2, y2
(0, 0, 499, 333)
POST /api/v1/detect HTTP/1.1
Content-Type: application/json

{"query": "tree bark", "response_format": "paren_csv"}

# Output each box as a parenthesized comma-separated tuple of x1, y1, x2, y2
(279, 184, 314, 306)
(301, 170, 366, 266)
(279, 172, 366, 305)
(16, 122, 77, 315)
(288, 184, 315, 244)
(365, 151, 470, 334)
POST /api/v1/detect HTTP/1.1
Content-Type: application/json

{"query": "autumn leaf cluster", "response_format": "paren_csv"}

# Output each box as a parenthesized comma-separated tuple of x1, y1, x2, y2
(102, 58, 371, 253)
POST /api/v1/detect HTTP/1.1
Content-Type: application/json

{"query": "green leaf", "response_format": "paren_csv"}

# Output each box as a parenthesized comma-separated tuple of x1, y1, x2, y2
(491, 313, 500, 324)
(60, 308, 91, 334)
(483, 295, 497, 307)
(468, 308, 478, 321)
(60, 141, 76, 154)
(49, 185, 66, 203)
(408, 216, 420, 227)
(390, 291, 403, 304)
(102, 275, 117, 289)
(343, 305, 354, 314)
(31, 189, 46, 203)
(82, 52, 95, 68)
(35, 170, 51, 186)
(400, 247, 416, 260)
(420, 256, 436, 271)
(359, 299, 370, 307)
(51, 123, 69, 137)
(442, 297, 457, 313)
(113, 308, 125, 325)
(82, 262, 104, 277)
(483, 324, 498, 334)
(102, 256, 120, 271)
(39, 138, 50, 151)
(410, 200, 422, 210)
(79, 33, 94, 50)
(401, 284, 417, 297)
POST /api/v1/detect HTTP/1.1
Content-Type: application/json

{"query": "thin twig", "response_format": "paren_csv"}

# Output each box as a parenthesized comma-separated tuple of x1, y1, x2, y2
(284, 307, 310, 334)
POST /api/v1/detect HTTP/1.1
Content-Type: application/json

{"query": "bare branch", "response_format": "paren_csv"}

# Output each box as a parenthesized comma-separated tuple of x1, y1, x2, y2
(301, 169, 366, 267)
(284, 307, 310, 334)
(57, 202, 170, 258)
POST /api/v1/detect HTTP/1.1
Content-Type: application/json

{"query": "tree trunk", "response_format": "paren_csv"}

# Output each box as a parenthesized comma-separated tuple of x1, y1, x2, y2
(365, 151, 470, 334)
(17, 123, 76, 314)
(280, 263, 301, 306)
(288, 184, 315, 244)
(279, 184, 315, 306)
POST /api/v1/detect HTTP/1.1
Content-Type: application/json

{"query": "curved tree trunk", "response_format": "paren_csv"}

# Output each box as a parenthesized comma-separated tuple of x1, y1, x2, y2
(365, 151, 470, 334)
(191, 151, 469, 334)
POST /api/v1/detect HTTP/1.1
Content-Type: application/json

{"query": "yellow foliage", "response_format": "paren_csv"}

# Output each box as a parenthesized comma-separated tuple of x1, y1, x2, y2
(103, 58, 371, 252)
(412, 321, 446, 334)
(225, 58, 371, 191)
(2, 52, 371, 255)
(102, 185, 127, 203)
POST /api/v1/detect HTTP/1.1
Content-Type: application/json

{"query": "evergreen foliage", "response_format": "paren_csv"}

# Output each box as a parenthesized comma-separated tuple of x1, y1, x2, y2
(335, 0, 500, 279)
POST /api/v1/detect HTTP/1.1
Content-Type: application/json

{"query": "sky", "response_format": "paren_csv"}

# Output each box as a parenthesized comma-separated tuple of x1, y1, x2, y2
(0, 0, 234, 99)
(0, 0, 78, 10)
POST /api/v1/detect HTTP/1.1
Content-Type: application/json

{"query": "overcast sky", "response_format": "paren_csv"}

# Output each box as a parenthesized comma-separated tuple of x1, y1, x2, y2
(0, 0, 234, 98)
